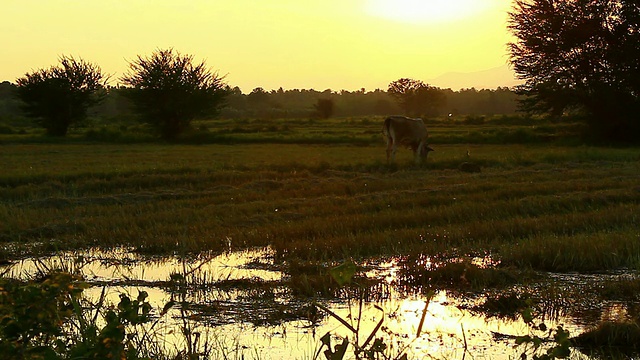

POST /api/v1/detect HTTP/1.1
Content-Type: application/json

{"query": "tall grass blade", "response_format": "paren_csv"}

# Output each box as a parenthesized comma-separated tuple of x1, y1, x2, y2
(416, 291, 434, 338)
(314, 302, 358, 334)
(361, 304, 384, 349)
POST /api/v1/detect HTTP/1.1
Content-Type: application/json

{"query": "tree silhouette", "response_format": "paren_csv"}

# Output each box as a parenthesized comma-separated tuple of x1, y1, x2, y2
(0, 81, 23, 119)
(509, 0, 640, 142)
(388, 78, 445, 117)
(15, 56, 106, 136)
(314, 98, 335, 119)
(247, 87, 270, 107)
(121, 49, 227, 140)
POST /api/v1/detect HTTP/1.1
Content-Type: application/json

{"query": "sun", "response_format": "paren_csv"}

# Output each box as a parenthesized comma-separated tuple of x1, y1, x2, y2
(367, 0, 488, 24)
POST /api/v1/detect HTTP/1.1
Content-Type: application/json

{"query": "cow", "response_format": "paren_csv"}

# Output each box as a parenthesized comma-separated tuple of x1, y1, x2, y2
(383, 116, 434, 164)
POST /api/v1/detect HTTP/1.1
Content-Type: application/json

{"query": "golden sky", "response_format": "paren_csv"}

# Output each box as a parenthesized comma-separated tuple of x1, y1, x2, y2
(1, 0, 518, 92)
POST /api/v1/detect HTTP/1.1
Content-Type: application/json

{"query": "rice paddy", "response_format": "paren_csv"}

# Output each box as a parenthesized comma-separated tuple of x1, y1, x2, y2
(1, 116, 640, 359)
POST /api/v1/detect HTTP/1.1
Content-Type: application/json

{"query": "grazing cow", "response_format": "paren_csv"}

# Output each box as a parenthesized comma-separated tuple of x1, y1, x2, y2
(383, 116, 434, 163)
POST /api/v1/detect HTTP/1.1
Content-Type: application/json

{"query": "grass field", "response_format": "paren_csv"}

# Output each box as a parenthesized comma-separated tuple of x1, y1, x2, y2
(2, 116, 640, 275)
(2, 141, 639, 269)
(1, 116, 640, 358)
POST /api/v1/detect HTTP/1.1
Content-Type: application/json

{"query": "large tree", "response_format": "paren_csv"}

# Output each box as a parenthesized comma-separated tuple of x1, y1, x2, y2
(508, 0, 640, 142)
(121, 49, 228, 140)
(388, 78, 446, 117)
(16, 56, 106, 136)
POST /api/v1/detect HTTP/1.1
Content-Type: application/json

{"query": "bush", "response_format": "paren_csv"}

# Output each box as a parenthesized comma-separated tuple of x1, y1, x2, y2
(0, 272, 155, 359)
(0, 124, 15, 134)
(464, 115, 485, 125)
(85, 126, 123, 141)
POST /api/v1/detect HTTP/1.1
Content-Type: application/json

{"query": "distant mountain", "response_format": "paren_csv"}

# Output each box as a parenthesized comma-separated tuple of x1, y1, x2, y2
(428, 64, 522, 91)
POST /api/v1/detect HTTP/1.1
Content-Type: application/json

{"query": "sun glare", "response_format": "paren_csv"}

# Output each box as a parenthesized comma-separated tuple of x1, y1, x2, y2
(367, 0, 488, 24)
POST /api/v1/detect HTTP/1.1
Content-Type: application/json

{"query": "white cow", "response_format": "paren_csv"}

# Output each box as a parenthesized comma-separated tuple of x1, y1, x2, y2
(383, 116, 434, 164)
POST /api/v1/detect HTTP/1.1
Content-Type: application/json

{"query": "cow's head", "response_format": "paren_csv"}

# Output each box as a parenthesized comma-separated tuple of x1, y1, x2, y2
(420, 144, 434, 160)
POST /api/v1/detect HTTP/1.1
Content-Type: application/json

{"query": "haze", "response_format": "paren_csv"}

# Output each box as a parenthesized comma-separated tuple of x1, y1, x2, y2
(1, 0, 518, 92)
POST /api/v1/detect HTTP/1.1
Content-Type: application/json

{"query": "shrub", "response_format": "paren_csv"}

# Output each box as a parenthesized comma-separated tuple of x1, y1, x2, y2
(0, 124, 15, 134)
(0, 271, 161, 359)
(464, 115, 485, 125)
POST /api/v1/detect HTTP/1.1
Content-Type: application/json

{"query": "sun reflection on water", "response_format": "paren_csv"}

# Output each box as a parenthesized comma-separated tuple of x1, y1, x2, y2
(0, 248, 601, 359)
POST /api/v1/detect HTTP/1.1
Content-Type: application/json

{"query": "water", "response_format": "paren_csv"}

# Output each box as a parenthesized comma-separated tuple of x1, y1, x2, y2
(2, 247, 631, 359)
(3, 247, 282, 283)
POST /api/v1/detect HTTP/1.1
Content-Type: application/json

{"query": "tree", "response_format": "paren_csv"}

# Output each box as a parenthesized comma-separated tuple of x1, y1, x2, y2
(508, 0, 640, 142)
(15, 56, 106, 136)
(247, 87, 270, 107)
(388, 78, 446, 117)
(314, 98, 335, 119)
(121, 49, 228, 140)
(414, 85, 447, 117)
(0, 81, 23, 120)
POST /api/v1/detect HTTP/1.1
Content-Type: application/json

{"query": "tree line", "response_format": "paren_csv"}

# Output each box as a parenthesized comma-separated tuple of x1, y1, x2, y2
(0, 63, 519, 140)
(2, 0, 640, 143)
(219, 85, 519, 119)
(1, 80, 518, 124)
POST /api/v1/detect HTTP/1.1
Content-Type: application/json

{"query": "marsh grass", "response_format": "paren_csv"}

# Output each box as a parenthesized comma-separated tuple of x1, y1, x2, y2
(2, 141, 639, 269)
(396, 256, 519, 291)
(598, 277, 640, 301)
(469, 292, 532, 319)
(499, 230, 640, 272)
(573, 321, 640, 356)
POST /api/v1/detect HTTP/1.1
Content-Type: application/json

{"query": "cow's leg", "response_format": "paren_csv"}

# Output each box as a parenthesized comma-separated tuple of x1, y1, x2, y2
(387, 143, 397, 163)
(387, 145, 399, 163)
(414, 142, 424, 164)
(386, 138, 396, 163)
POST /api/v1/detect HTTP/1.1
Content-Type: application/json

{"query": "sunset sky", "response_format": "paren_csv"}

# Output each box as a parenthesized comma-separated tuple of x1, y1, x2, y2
(2, 0, 519, 93)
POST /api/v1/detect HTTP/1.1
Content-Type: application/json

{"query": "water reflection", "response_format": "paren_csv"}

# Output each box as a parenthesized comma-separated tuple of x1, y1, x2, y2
(4, 247, 282, 283)
(1, 248, 637, 359)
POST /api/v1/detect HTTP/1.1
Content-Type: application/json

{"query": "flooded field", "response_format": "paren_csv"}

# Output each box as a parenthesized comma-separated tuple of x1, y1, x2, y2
(3, 247, 637, 359)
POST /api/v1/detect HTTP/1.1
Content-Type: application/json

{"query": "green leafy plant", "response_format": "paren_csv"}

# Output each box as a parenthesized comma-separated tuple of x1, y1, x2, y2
(0, 271, 173, 359)
(515, 308, 571, 360)
(0, 272, 87, 358)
